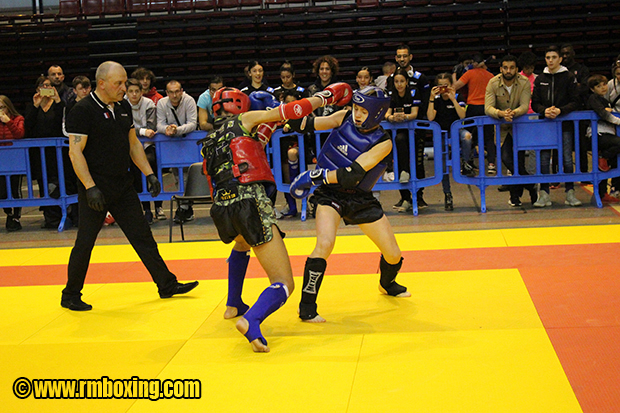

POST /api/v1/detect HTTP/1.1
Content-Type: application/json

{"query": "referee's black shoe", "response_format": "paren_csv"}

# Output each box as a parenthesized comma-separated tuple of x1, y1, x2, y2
(159, 281, 199, 299)
(61, 296, 93, 311)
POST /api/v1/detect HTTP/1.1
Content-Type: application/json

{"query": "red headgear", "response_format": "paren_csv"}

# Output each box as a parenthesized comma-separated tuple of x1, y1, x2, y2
(212, 87, 250, 115)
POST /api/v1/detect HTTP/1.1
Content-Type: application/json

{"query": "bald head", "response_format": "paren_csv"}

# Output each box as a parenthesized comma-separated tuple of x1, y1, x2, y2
(96, 61, 126, 83)
(94, 61, 127, 104)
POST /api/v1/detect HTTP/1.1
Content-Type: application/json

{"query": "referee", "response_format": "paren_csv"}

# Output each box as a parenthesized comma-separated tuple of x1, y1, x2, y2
(61, 61, 198, 311)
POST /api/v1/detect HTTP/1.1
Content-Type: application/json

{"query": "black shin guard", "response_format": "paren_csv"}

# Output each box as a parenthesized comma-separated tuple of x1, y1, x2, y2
(379, 255, 407, 296)
(299, 257, 327, 320)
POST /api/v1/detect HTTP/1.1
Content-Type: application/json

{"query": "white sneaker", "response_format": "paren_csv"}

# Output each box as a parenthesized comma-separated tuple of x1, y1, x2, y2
(397, 200, 413, 213)
(155, 207, 167, 220)
(533, 190, 552, 207)
(382, 171, 395, 182)
(565, 189, 582, 207)
(399, 171, 410, 183)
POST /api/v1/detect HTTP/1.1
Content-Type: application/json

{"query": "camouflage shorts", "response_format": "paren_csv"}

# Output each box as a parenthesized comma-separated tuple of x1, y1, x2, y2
(210, 183, 282, 246)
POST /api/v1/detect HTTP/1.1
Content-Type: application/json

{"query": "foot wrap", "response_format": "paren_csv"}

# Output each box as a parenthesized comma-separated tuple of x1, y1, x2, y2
(242, 320, 268, 347)
(379, 255, 407, 296)
(227, 250, 250, 316)
(299, 257, 327, 320)
(243, 282, 289, 345)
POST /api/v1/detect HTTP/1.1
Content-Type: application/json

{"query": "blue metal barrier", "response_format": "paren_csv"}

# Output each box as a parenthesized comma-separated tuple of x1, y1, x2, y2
(270, 120, 444, 219)
(136, 131, 206, 203)
(450, 111, 620, 212)
(0, 137, 78, 231)
(8, 112, 617, 232)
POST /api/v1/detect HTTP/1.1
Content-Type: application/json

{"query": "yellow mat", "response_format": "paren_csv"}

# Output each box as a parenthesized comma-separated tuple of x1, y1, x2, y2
(1, 268, 582, 413)
(2, 224, 620, 267)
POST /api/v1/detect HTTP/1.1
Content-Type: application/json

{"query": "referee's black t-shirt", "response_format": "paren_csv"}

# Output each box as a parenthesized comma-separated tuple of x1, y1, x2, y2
(66, 92, 134, 183)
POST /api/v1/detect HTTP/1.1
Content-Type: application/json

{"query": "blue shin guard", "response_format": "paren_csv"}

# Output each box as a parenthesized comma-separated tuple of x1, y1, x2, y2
(243, 282, 289, 345)
(227, 249, 250, 316)
(289, 159, 300, 180)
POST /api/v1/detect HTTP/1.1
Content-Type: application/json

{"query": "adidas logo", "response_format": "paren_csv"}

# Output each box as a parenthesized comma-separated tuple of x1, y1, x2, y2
(337, 144, 348, 155)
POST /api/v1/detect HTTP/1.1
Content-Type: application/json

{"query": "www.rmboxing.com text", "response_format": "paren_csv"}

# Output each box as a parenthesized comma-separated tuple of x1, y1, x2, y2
(13, 376, 201, 400)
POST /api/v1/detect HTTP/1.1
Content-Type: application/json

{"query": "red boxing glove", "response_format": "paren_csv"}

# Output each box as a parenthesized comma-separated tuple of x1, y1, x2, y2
(278, 98, 314, 120)
(256, 121, 277, 145)
(313, 82, 353, 107)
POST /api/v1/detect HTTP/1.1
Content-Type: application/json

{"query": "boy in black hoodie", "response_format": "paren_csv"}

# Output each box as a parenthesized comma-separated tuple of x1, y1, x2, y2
(531, 45, 582, 207)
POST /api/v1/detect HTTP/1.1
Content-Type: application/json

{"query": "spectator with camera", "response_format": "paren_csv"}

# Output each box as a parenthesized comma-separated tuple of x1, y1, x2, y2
(25, 75, 69, 229)
(427, 73, 468, 211)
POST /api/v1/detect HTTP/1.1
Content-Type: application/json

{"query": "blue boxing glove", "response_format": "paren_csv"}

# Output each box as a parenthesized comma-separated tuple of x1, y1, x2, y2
(290, 168, 329, 199)
(249, 91, 280, 111)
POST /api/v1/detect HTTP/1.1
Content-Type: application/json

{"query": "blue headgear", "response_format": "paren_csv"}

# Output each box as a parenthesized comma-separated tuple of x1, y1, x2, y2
(351, 86, 391, 130)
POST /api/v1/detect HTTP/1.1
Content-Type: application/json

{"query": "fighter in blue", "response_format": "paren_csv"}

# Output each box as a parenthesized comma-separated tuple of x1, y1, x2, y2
(290, 86, 411, 323)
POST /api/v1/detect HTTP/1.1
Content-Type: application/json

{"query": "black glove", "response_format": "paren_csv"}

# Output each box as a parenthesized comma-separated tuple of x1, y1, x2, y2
(146, 174, 161, 197)
(86, 186, 106, 212)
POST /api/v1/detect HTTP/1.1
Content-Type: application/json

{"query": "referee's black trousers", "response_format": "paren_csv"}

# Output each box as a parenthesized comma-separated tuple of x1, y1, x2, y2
(63, 183, 178, 298)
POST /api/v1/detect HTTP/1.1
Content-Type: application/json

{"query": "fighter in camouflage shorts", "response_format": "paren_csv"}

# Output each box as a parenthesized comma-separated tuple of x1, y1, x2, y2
(200, 83, 352, 352)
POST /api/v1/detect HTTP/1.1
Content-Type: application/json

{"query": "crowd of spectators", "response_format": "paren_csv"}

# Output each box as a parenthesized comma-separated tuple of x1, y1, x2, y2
(2, 45, 620, 232)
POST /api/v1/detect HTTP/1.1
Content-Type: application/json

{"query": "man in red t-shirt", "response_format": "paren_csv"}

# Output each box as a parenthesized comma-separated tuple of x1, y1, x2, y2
(454, 54, 495, 174)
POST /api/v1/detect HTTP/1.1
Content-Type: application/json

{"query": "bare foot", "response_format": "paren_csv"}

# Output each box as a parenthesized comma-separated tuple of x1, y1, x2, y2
(379, 285, 412, 298)
(224, 306, 239, 319)
(297, 308, 327, 323)
(236, 317, 270, 353)
(302, 314, 326, 323)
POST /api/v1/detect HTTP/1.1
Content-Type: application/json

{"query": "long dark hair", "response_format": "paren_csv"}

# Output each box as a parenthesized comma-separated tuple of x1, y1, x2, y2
(390, 67, 411, 97)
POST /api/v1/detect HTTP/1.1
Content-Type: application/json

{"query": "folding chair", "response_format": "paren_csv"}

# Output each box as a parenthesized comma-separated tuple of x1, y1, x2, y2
(169, 162, 212, 242)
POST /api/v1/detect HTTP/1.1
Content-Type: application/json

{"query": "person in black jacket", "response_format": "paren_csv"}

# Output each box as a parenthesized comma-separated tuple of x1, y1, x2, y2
(531, 45, 582, 208)
(25, 75, 69, 228)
